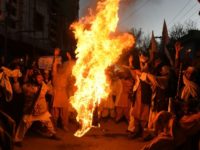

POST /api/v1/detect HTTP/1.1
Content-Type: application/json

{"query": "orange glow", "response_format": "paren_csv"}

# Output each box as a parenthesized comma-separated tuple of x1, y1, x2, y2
(70, 0, 134, 137)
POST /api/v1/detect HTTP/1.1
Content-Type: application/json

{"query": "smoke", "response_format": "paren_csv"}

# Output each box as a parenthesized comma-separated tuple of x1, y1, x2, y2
(120, 0, 136, 5)
(121, 0, 163, 5)
(119, 0, 136, 13)
(149, 0, 163, 4)
(79, 0, 98, 17)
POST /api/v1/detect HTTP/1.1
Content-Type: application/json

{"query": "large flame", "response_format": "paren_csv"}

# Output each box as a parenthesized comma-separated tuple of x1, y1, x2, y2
(70, 0, 134, 137)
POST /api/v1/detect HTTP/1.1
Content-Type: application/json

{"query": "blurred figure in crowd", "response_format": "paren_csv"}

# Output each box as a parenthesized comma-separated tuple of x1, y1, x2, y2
(52, 48, 75, 132)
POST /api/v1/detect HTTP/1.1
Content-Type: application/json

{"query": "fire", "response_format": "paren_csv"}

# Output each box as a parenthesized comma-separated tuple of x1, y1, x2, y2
(70, 0, 134, 137)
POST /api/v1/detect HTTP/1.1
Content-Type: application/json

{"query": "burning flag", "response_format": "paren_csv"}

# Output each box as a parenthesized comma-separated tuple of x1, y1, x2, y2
(70, 0, 134, 137)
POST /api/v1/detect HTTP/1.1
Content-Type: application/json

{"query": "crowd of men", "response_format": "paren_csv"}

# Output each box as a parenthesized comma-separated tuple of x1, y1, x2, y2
(0, 41, 200, 150)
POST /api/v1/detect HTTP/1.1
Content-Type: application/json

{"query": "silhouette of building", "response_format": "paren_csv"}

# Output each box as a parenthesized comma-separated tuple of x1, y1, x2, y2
(0, 0, 79, 63)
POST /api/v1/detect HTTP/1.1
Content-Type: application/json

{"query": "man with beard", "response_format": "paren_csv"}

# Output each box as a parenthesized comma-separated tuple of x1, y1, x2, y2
(128, 53, 152, 138)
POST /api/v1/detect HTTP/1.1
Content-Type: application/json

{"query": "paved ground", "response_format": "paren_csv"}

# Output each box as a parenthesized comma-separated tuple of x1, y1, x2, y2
(14, 120, 148, 150)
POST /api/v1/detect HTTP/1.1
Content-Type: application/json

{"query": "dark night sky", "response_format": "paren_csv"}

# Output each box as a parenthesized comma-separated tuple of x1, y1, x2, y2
(79, 0, 200, 36)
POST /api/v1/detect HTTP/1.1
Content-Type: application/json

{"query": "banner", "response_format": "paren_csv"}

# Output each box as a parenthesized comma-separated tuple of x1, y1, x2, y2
(38, 56, 62, 70)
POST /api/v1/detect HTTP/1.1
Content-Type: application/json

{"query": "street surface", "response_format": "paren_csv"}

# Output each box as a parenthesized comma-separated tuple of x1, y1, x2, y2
(15, 120, 148, 150)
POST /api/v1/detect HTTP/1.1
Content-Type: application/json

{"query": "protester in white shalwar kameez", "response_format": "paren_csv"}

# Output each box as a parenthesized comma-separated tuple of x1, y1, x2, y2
(51, 49, 75, 131)
(128, 54, 152, 138)
(14, 73, 57, 144)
